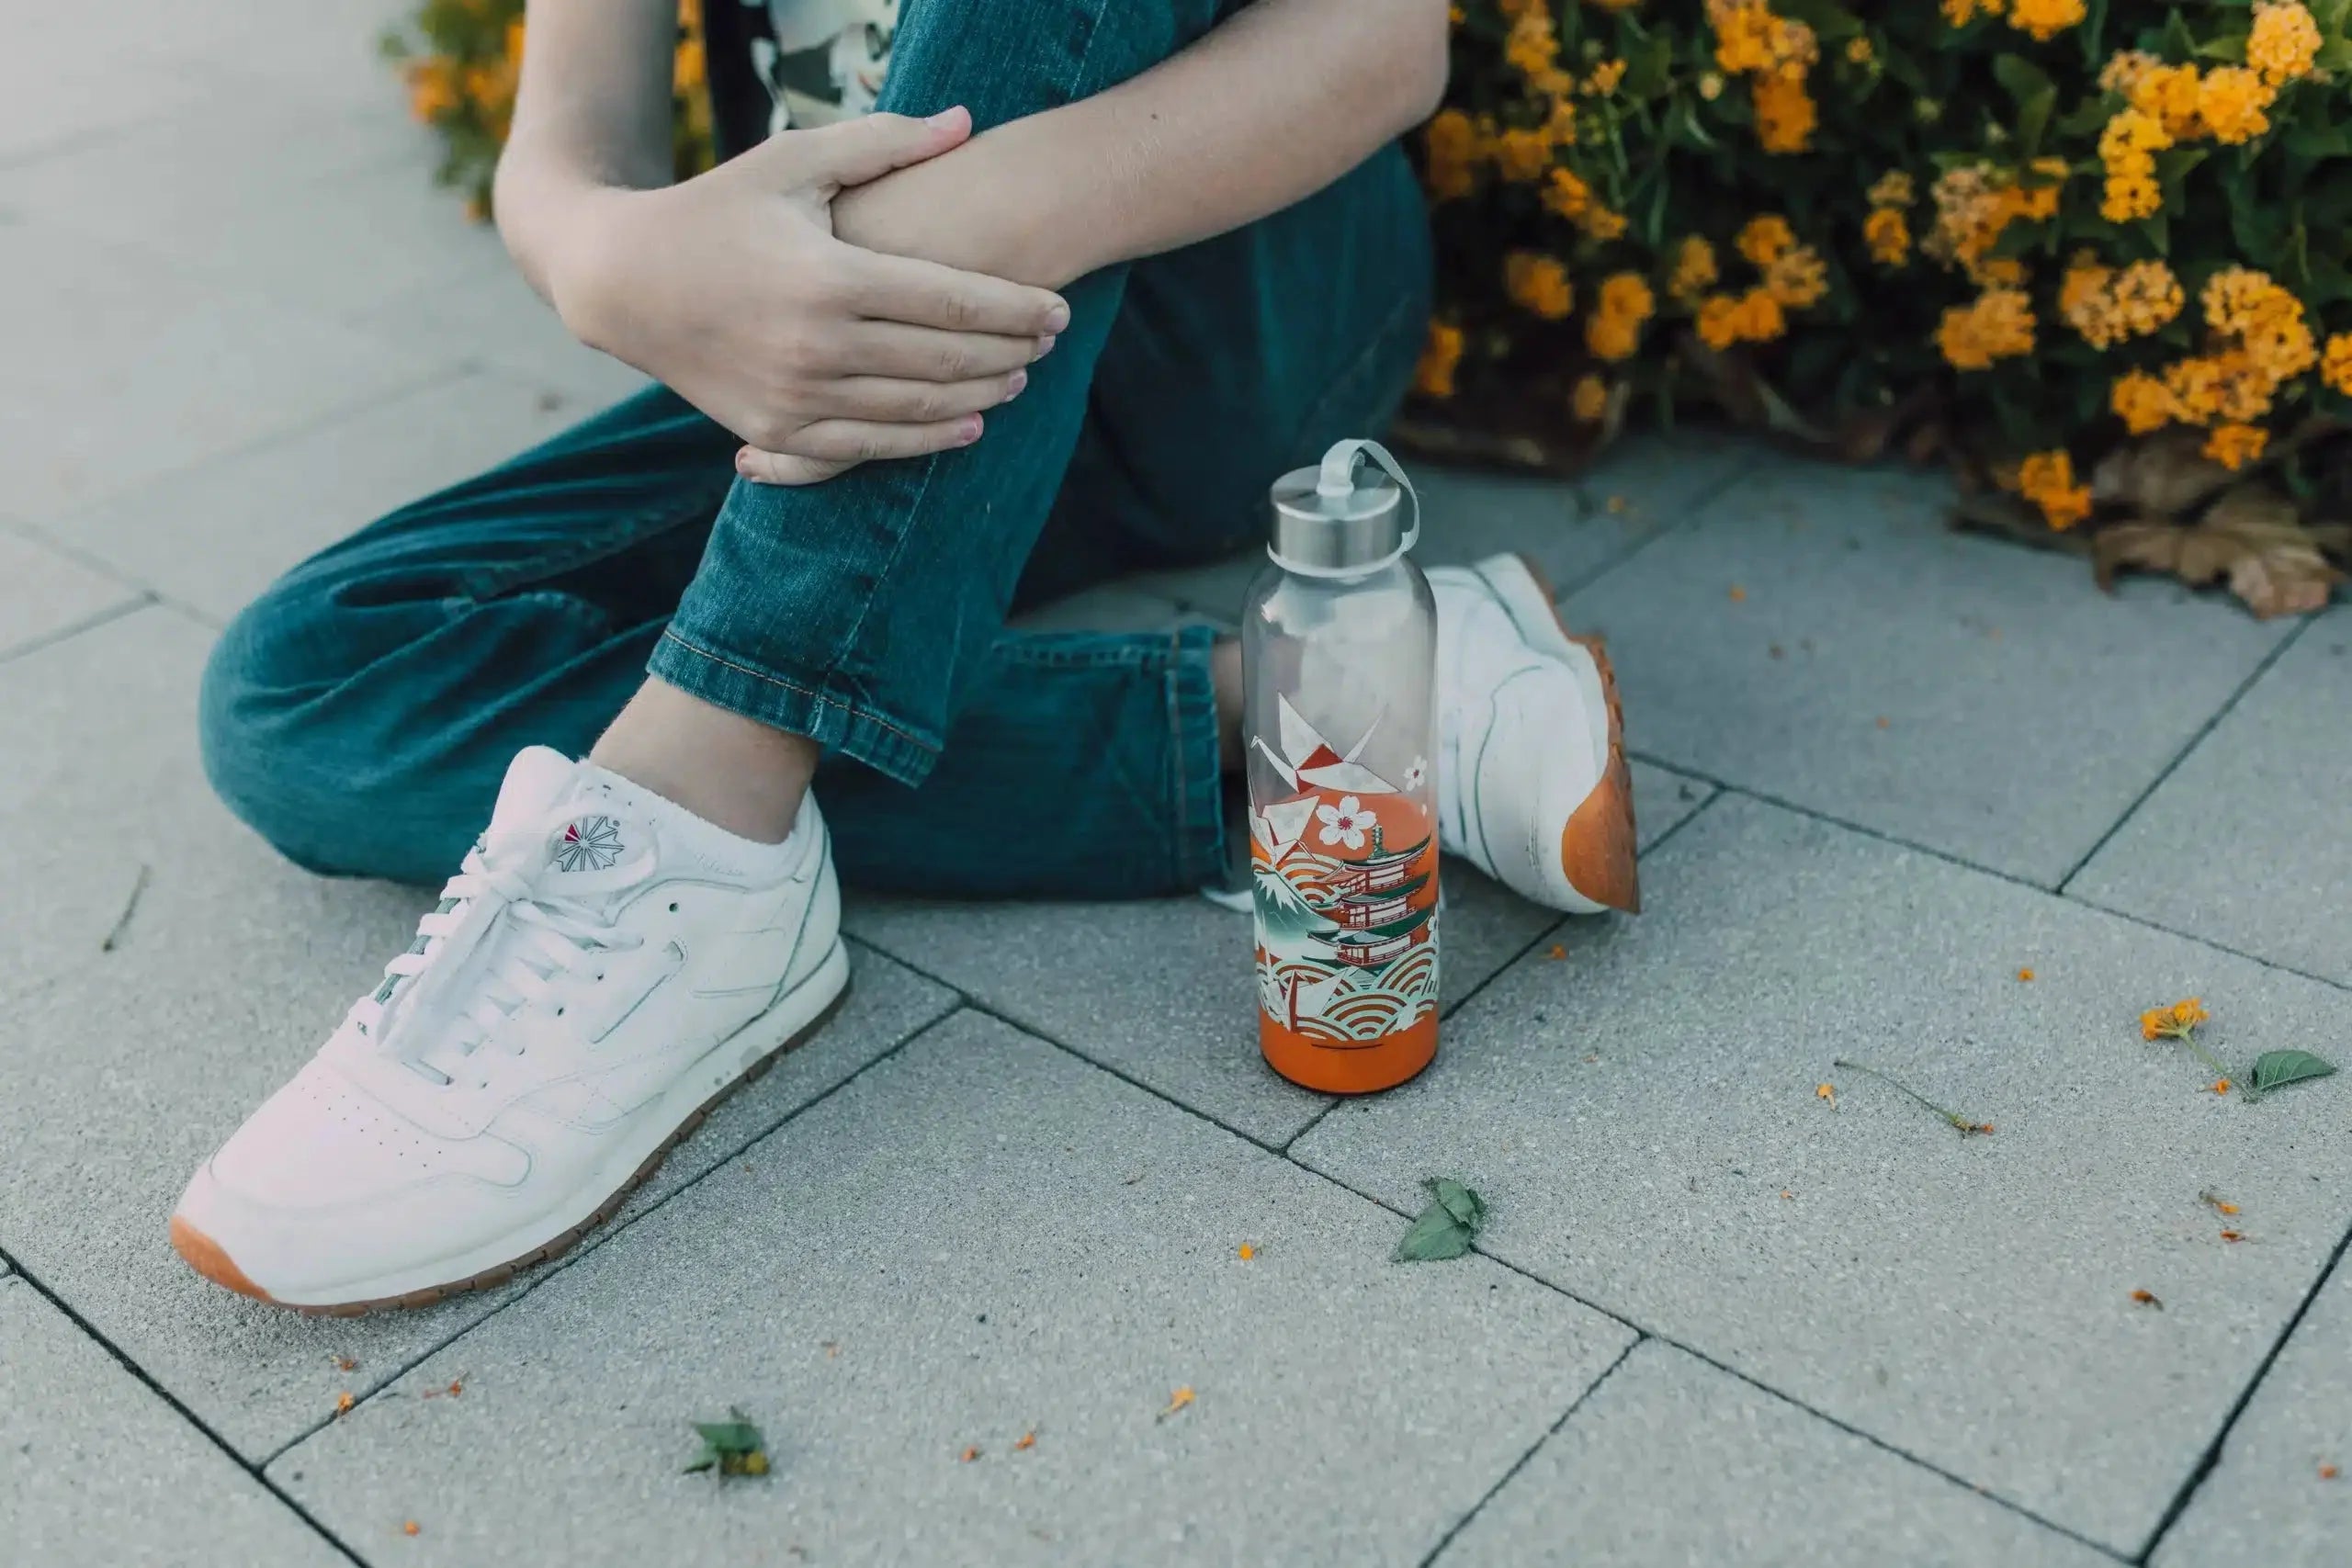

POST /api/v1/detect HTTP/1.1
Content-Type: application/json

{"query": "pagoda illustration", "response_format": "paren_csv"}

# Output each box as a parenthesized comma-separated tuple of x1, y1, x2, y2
(1309, 825, 1432, 968)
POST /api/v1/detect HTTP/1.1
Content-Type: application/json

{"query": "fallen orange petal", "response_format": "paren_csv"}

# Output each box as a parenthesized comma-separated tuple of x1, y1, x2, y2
(1875, 716, 1891, 729)
(403, 1521, 420, 1538)
(1237, 1244, 1254, 1260)
(1728, 585, 1747, 603)
(2130, 1289, 2160, 1306)
(336, 1357, 359, 1372)
(1547, 943, 1566, 960)
(961, 1446, 981, 1462)
(2323, 1464, 2339, 1480)
(2221, 1230, 2245, 1243)
(2017, 968, 2035, 982)
(1013, 1431, 1036, 1452)
(1160, 1386, 1195, 1419)
(335, 1392, 355, 1416)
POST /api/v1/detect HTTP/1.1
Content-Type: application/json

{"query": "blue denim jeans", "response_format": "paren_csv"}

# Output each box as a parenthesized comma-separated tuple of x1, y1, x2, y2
(198, 0, 1430, 898)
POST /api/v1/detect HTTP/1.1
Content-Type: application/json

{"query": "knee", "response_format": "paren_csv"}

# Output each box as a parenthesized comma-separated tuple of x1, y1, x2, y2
(198, 581, 445, 882)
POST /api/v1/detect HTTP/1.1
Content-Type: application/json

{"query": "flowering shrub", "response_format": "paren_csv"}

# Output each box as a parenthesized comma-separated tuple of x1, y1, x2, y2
(1412, 0, 2352, 613)
(381, 0, 712, 220)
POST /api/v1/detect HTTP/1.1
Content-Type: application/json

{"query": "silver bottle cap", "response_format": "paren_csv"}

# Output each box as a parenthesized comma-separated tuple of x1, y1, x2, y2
(1267, 439, 1420, 577)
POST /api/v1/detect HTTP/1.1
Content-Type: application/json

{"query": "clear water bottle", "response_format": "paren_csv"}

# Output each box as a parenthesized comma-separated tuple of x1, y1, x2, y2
(1243, 439, 1439, 1095)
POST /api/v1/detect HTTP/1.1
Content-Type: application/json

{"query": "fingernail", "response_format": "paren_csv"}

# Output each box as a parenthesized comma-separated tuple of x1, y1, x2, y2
(1046, 301, 1071, 332)
(1034, 334, 1057, 360)
(1004, 368, 1028, 400)
(959, 416, 984, 445)
(925, 106, 967, 129)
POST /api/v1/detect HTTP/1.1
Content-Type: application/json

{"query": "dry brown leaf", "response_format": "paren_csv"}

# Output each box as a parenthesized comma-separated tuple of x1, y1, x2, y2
(2091, 430, 2232, 517)
(2094, 486, 2345, 617)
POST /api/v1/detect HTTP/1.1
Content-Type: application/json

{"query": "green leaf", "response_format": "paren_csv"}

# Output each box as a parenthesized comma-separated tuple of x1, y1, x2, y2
(2249, 1050, 2337, 1094)
(684, 1408, 767, 1476)
(1394, 1209, 1476, 1262)
(1430, 1178, 1487, 1229)
(1395, 1178, 1487, 1262)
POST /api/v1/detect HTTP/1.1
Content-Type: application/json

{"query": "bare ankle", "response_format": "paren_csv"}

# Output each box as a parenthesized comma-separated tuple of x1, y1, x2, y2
(588, 679, 820, 843)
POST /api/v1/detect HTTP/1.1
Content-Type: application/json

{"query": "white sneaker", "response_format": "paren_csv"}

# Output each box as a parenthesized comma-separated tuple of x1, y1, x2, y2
(1430, 554, 1639, 915)
(171, 747, 847, 1314)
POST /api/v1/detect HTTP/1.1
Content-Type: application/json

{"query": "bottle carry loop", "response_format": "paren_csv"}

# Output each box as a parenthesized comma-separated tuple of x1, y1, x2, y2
(1267, 437, 1421, 578)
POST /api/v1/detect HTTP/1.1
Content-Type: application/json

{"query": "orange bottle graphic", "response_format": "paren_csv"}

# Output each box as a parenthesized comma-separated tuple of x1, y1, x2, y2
(1243, 439, 1438, 1094)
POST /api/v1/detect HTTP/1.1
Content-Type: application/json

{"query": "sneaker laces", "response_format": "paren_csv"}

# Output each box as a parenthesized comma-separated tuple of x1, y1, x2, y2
(352, 828, 645, 1089)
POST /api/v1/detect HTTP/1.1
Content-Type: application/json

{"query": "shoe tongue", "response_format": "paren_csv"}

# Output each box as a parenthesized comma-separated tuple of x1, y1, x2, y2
(488, 746, 585, 832)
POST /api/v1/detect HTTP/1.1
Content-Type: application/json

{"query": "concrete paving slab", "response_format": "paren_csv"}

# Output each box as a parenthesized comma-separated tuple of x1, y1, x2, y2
(270, 1012, 1634, 1567)
(0, 1277, 344, 1567)
(0, 609, 956, 1458)
(1439, 1342, 2114, 1568)
(845, 863, 1564, 1147)
(0, 21, 217, 164)
(1563, 459, 2290, 886)
(2153, 1258, 2352, 1568)
(0, 520, 139, 658)
(2072, 611, 2352, 983)
(350, 260, 657, 412)
(1294, 793, 2352, 1554)
(1630, 757, 1714, 851)
(0, 222, 447, 522)
(58, 369, 590, 623)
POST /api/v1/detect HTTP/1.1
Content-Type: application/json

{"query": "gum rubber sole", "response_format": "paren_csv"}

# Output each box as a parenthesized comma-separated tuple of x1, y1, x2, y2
(1510, 553, 1640, 914)
(172, 981, 853, 1317)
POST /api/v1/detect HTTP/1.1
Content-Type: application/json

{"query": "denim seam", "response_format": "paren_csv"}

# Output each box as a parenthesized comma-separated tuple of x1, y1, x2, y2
(655, 626, 944, 757)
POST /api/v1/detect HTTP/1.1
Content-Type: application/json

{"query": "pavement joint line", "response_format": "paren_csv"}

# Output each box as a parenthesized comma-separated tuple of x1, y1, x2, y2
(0, 591, 153, 667)
(1415, 1333, 1648, 1568)
(1282, 1155, 2134, 1563)
(1625, 759, 2352, 998)
(258, 985, 967, 1470)
(2055, 614, 2315, 897)
(2130, 1201, 2352, 1563)
(0, 1248, 369, 1568)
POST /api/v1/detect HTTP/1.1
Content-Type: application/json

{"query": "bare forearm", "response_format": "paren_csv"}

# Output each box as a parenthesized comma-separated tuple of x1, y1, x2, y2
(493, 0, 680, 308)
(835, 0, 1448, 288)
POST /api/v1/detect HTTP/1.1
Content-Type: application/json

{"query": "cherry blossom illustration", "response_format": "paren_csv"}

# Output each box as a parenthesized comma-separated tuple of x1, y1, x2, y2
(1401, 756, 1428, 791)
(1316, 795, 1377, 851)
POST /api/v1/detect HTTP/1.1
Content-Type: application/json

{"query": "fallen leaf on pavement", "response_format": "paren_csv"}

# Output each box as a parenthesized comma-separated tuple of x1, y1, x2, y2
(684, 1408, 770, 1478)
(1395, 1178, 1487, 1262)
(2092, 486, 2345, 618)
(2248, 1049, 2336, 1097)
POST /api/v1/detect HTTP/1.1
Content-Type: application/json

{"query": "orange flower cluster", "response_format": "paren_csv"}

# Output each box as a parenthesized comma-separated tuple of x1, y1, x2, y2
(1926, 162, 2063, 287)
(1706, 0, 1818, 153)
(2015, 450, 2092, 530)
(1694, 217, 1808, 349)
(2097, 109, 2169, 223)
(1667, 236, 1719, 302)
(2058, 256, 2183, 350)
(2111, 268, 2316, 464)
(1414, 321, 1464, 400)
(1937, 288, 2035, 371)
(1505, 251, 1574, 321)
(1942, 0, 2086, 42)
(2250, 3, 2324, 86)
(1587, 273, 1656, 362)
(2140, 998, 2210, 1043)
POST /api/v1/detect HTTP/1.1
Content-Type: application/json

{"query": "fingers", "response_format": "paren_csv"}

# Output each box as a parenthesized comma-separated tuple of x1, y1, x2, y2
(784, 108, 974, 190)
(733, 415, 985, 483)
(733, 450, 854, 487)
(838, 320, 1051, 382)
(843, 248, 1069, 336)
(822, 369, 1026, 423)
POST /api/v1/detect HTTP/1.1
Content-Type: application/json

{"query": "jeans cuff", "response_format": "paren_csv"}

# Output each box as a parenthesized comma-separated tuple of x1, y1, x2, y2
(648, 626, 943, 787)
(1166, 621, 1228, 889)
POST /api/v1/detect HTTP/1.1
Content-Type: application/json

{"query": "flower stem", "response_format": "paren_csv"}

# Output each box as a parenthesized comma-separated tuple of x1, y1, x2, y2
(1831, 1058, 1993, 1136)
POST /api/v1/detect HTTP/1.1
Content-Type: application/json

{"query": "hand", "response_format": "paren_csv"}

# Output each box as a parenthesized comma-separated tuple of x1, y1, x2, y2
(554, 107, 1068, 484)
